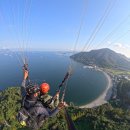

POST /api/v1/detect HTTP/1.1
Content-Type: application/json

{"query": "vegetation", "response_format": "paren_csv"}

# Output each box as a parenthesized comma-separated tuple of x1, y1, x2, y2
(105, 68, 130, 75)
(68, 104, 130, 130)
(0, 87, 68, 130)
(117, 79, 130, 107)
(0, 82, 130, 130)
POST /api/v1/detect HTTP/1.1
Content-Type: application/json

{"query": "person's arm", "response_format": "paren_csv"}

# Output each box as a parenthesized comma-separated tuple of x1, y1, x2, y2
(54, 93, 59, 107)
(47, 92, 60, 108)
(48, 102, 65, 117)
(21, 70, 28, 97)
(48, 108, 59, 117)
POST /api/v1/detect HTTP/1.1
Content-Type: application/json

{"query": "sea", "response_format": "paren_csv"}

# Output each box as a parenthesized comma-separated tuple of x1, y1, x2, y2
(0, 51, 108, 106)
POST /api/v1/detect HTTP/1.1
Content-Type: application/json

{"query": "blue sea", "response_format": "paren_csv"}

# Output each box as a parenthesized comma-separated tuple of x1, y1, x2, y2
(0, 51, 108, 106)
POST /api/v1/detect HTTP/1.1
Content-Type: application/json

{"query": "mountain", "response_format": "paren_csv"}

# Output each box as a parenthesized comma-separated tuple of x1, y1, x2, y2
(70, 48, 130, 70)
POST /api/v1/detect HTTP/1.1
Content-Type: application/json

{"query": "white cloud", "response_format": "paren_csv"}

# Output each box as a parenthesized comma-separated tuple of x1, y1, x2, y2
(110, 42, 130, 58)
(107, 41, 111, 44)
(114, 43, 123, 48)
(125, 44, 130, 48)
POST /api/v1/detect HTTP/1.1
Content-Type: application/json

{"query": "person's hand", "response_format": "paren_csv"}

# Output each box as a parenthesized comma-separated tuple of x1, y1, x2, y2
(55, 92, 60, 99)
(23, 69, 28, 80)
(58, 102, 65, 110)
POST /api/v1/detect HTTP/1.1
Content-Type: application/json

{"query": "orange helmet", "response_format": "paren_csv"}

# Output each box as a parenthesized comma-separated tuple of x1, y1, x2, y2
(40, 83, 50, 94)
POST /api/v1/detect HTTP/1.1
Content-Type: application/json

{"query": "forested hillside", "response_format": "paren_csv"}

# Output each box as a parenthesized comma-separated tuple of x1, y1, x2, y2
(0, 87, 68, 130)
(0, 84, 130, 130)
(117, 80, 130, 107)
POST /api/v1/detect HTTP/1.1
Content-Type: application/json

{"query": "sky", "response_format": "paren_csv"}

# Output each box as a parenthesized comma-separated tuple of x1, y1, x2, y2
(0, 0, 130, 57)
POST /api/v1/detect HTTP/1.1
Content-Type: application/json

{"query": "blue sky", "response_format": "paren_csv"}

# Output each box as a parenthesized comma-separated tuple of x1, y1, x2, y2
(0, 0, 130, 57)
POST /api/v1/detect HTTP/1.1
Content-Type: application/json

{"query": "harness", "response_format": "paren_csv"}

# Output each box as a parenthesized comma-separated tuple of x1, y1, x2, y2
(18, 95, 47, 129)
(17, 96, 37, 126)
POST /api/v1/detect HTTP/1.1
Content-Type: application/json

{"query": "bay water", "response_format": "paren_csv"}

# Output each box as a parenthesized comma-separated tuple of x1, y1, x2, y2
(0, 51, 108, 106)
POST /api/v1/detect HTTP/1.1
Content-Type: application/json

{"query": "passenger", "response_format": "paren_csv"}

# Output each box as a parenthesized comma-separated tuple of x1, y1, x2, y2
(18, 69, 65, 130)
(39, 82, 59, 110)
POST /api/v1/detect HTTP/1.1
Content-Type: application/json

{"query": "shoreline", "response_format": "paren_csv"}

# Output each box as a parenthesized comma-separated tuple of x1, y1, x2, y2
(80, 70, 113, 108)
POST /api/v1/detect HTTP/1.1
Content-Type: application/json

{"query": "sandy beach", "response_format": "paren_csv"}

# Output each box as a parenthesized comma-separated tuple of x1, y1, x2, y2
(80, 71, 113, 108)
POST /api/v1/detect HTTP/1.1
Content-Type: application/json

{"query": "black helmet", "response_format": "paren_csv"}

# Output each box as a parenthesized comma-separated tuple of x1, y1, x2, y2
(26, 82, 40, 94)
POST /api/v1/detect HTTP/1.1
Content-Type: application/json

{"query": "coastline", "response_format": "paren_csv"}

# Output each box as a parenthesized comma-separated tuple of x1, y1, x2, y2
(80, 70, 113, 108)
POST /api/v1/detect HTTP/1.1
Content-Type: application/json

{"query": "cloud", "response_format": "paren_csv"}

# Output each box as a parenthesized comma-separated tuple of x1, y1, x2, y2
(125, 44, 130, 48)
(113, 43, 130, 49)
(107, 41, 111, 44)
(110, 42, 130, 58)
(114, 43, 123, 48)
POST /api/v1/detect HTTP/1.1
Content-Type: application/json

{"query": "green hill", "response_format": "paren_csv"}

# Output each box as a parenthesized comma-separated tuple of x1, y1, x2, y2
(71, 48, 130, 70)
(0, 83, 130, 130)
